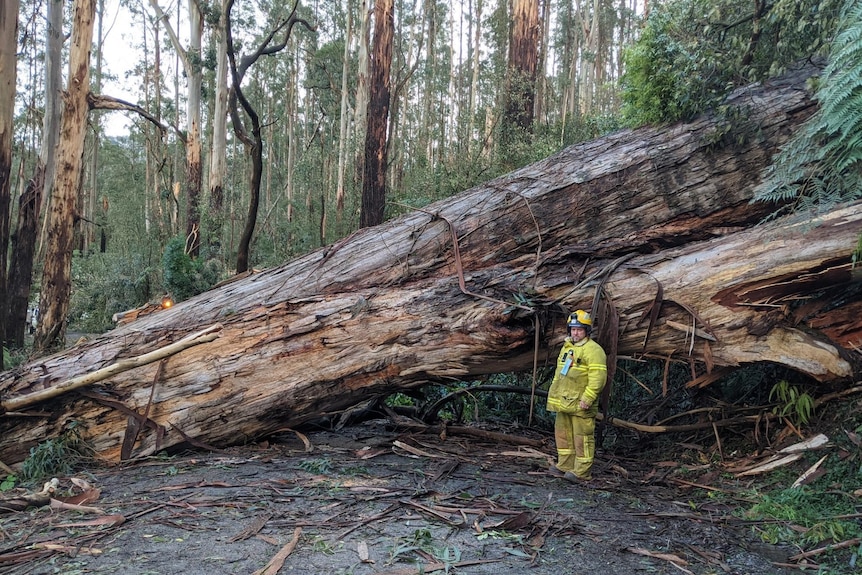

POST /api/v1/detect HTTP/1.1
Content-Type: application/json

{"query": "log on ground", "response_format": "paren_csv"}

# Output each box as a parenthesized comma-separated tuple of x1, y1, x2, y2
(1, 61, 859, 466)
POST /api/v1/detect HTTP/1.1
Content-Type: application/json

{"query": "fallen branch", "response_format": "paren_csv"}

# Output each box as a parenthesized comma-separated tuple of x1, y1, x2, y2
(420, 385, 546, 423)
(1, 324, 222, 413)
(392, 421, 546, 448)
(788, 537, 862, 562)
(601, 412, 777, 433)
(252, 526, 302, 575)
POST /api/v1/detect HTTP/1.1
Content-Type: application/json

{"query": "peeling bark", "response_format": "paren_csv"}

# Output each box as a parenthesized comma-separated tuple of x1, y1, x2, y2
(1, 62, 858, 467)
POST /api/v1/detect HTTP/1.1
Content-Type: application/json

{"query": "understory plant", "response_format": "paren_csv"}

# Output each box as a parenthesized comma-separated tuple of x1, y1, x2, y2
(20, 423, 93, 483)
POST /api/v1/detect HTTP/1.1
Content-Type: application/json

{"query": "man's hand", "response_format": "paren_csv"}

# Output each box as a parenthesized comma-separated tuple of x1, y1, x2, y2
(578, 399, 591, 410)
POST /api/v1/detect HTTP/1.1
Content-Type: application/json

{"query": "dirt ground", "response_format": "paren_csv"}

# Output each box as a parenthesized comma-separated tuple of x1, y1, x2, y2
(0, 420, 807, 575)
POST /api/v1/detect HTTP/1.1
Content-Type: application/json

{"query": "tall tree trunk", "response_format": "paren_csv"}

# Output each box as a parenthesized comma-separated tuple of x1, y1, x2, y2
(82, 0, 106, 255)
(502, 0, 540, 155)
(34, 0, 97, 353)
(336, 0, 353, 231)
(0, 0, 20, 367)
(185, 0, 204, 257)
(421, 0, 436, 165)
(354, 0, 371, 188)
(446, 0, 457, 155)
(208, 0, 229, 250)
(360, 0, 394, 228)
(576, 0, 601, 115)
(148, 0, 204, 257)
(535, 0, 549, 123)
(7, 0, 52, 348)
(468, 0, 482, 158)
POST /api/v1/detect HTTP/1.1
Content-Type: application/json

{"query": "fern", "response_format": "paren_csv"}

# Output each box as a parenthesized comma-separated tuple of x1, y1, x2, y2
(755, 0, 862, 211)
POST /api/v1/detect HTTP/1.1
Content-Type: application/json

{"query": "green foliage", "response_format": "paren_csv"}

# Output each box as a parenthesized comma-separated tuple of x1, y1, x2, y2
(69, 252, 158, 333)
(769, 380, 815, 427)
(745, 485, 861, 548)
(161, 237, 224, 302)
(2, 347, 30, 370)
(386, 528, 436, 565)
(755, 0, 862, 213)
(0, 475, 17, 491)
(299, 458, 333, 475)
(20, 424, 93, 483)
(620, 0, 841, 126)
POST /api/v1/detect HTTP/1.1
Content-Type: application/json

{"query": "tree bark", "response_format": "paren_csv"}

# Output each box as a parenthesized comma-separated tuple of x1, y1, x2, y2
(148, 0, 203, 257)
(505, 0, 540, 134)
(34, 0, 97, 353)
(1, 62, 858, 467)
(360, 0, 393, 228)
(0, 0, 20, 366)
(208, 0, 229, 229)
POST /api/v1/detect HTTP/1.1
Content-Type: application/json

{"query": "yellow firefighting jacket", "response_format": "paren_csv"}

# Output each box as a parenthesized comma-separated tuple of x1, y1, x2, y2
(546, 336, 607, 416)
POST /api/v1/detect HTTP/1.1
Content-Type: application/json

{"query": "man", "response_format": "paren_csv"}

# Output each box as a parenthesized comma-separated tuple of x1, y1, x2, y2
(546, 309, 607, 482)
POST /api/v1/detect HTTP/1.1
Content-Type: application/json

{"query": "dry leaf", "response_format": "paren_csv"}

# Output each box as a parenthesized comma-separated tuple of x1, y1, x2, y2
(55, 514, 125, 528)
(357, 540, 373, 563)
(49, 499, 104, 514)
(844, 429, 862, 448)
(626, 547, 689, 565)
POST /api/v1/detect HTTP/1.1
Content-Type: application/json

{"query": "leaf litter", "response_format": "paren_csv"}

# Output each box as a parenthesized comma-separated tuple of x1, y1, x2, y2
(0, 420, 805, 574)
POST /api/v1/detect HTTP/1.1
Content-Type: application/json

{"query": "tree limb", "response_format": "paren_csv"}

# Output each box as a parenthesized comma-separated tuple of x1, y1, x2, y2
(1, 324, 222, 413)
(87, 93, 169, 135)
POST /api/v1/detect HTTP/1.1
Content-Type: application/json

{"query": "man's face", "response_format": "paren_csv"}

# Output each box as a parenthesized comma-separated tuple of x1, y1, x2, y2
(569, 326, 587, 342)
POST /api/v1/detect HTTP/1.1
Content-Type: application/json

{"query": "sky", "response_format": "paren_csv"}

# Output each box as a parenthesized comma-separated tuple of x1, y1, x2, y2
(100, 1, 153, 137)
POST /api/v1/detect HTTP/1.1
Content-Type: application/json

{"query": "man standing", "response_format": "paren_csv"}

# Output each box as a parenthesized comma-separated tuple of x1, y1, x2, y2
(546, 310, 608, 482)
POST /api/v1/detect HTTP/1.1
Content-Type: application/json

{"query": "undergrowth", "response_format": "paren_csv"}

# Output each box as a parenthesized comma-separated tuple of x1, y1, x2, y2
(19, 422, 94, 484)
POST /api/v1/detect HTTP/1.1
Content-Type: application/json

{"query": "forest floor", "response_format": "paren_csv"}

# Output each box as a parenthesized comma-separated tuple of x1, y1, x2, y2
(3, 416, 848, 575)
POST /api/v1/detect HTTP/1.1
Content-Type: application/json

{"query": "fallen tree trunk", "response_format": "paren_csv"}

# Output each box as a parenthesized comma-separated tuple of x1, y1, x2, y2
(1, 62, 859, 466)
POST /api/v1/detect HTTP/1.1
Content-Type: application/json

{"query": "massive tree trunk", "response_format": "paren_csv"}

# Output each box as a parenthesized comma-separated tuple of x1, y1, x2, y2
(1, 63, 859, 467)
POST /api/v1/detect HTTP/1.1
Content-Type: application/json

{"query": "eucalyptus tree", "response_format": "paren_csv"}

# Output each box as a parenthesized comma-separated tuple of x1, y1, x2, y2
(5, 0, 63, 350)
(225, 0, 314, 273)
(35, 0, 97, 352)
(147, 0, 205, 258)
(207, 0, 229, 255)
(502, 0, 539, 143)
(0, 0, 20, 366)
(359, 0, 394, 228)
(335, 0, 354, 229)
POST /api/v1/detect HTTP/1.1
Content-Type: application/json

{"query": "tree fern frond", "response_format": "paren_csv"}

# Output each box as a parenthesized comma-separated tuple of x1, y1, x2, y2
(755, 0, 862, 212)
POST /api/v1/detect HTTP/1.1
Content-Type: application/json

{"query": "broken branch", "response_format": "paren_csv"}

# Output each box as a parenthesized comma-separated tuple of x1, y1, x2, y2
(1, 324, 222, 413)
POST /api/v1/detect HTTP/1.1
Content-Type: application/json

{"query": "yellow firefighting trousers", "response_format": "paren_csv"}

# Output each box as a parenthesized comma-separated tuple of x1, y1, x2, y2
(553, 411, 596, 480)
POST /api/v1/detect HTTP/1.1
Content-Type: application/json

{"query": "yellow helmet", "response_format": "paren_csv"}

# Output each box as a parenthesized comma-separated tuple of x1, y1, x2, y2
(567, 310, 592, 331)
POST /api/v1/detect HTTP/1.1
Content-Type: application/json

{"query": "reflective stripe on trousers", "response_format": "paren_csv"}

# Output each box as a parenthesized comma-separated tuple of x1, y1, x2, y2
(554, 411, 596, 480)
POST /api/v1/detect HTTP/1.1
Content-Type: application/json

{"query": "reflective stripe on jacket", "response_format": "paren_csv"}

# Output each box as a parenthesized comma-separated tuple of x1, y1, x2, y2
(546, 337, 607, 415)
